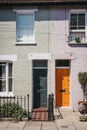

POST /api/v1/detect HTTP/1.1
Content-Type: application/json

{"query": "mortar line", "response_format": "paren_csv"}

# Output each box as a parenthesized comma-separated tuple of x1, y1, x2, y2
(40, 122, 43, 130)
(55, 120, 59, 130)
(22, 121, 28, 130)
(72, 121, 78, 130)
(5, 121, 11, 129)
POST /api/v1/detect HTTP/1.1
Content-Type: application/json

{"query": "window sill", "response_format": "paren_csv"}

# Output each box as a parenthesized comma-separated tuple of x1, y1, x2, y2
(70, 30, 85, 33)
(68, 41, 87, 45)
(16, 41, 37, 45)
(0, 92, 14, 97)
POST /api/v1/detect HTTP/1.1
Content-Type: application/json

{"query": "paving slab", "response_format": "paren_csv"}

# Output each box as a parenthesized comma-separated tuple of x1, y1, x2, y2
(6, 121, 26, 130)
(24, 121, 41, 130)
(73, 121, 87, 130)
(0, 121, 10, 130)
(42, 121, 57, 130)
(55, 119, 76, 130)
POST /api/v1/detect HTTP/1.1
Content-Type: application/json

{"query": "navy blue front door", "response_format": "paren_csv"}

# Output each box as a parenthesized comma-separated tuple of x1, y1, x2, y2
(33, 61, 47, 109)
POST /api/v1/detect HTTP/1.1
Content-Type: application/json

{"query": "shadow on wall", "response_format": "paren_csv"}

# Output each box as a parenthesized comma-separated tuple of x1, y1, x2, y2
(0, 9, 16, 21)
(0, 8, 50, 22)
(0, 8, 68, 22)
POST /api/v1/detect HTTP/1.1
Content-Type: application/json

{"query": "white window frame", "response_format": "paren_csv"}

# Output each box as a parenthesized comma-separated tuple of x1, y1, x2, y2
(69, 10, 87, 43)
(69, 12, 85, 32)
(0, 63, 13, 97)
(15, 9, 37, 44)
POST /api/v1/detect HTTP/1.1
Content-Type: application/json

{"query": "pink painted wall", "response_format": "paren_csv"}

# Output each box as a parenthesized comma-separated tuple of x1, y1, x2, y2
(49, 7, 87, 111)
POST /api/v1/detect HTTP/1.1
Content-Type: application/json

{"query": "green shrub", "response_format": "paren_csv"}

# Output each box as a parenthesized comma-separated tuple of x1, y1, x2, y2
(75, 37, 80, 42)
(78, 72, 87, 85)
(78, 72, 87, 101)
(0, 102, 27, 120)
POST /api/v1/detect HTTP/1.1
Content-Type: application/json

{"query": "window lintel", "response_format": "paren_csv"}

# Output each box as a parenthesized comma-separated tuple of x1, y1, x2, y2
(70, 9, 86, 13)
(13, 8, 38, 14)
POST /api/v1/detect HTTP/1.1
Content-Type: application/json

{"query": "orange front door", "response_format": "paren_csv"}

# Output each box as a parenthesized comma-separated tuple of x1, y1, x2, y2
(56, 68, 70, 107)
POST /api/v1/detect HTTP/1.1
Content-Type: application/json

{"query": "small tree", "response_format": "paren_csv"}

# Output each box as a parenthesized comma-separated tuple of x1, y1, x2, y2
(78, 72, 87, 101)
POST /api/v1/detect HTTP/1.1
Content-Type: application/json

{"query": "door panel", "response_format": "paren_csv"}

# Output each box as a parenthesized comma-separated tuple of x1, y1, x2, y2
(33, 69, 47, 109)
(33, 69, 40, 108)
(56, 69, 70, 106)
(40, 76, 47, 107)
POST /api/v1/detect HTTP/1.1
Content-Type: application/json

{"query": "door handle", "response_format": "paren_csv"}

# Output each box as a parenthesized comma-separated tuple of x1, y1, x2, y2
(59, 89, 66, 92)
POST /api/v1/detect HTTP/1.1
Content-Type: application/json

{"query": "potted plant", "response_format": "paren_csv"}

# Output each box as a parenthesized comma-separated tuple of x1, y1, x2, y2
(75, 37, 80, 43)
(78, 72, 87, 121)
(78, 72, 87, 101)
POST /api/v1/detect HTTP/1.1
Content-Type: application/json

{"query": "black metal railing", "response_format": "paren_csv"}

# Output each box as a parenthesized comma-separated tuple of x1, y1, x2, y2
(0, 94, 30, 121)
(48, 94, 54, 120)
(68, 35, 87, 43)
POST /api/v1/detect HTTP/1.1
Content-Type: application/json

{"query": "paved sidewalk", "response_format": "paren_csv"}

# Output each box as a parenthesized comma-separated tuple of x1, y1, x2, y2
(0, 110, 87, 130)
(0, 121, 57, 130)
(24, 121, 57, 130)
(0, 121, 26, 130)
(55, 109, 87, 130)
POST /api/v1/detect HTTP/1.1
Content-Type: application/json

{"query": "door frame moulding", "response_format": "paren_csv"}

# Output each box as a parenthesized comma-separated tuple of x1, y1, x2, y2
(33, 67, 47, 69)
(28, 53, 51, 60)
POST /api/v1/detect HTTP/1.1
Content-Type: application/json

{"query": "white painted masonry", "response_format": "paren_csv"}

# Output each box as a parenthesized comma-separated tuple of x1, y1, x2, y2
(0, 55, 17, 61)
(50, 7, 87, 111)
(28, 53, 51, 60)
(0, 4, 87, 111)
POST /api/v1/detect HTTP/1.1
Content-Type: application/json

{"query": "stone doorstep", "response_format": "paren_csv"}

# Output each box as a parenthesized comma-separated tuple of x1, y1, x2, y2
(32, 111, 48, 121)
(32, 108, 48, 112)
(32, 108, 48, 121)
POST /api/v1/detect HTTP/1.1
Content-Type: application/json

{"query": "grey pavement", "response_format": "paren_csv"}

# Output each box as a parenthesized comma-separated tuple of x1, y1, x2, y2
(0, 121, 26, 130)
(0, 111, 87, 130)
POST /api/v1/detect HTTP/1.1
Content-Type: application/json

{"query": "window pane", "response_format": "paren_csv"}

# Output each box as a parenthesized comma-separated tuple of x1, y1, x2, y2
(26, 28, 33, 36)
(78, 14, 85, 29)
(8, 63, 12, 92)
(56, 60, 69, 67)
(0, 80, 6, 92)
(70, 26, 77, 30)
(78, 26, 85, 29)
(17, 28, 25, 41)
(70, 14, 77, 27)
(17, 13, 34, 42)
(33, 60, 47, 67)
(0, 65, 6, 78)
(17, 28, 34, 42)
(26, 28, 34, 41)
(18, 14, 34, 27)
(0, 63, 12, 93)
(8, 78, 12, 92)
(8, 63, 12, 77)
